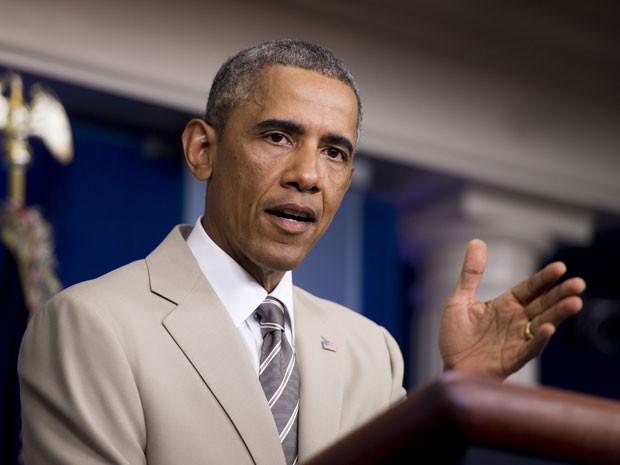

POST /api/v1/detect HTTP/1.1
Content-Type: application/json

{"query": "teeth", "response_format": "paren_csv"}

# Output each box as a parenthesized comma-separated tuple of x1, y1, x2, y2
(282, 209, 307, 219)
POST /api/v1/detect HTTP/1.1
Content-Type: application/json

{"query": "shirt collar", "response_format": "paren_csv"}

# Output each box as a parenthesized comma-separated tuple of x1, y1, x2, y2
(186, 217, 295, 329)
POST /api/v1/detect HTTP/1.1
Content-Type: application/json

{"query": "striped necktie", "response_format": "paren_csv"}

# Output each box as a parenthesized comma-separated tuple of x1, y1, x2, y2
(255, 296, 299, 465)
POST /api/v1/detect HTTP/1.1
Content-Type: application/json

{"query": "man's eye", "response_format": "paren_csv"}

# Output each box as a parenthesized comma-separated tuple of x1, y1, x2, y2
(326, 147, 346, 160)
(267, 133, 287, 144)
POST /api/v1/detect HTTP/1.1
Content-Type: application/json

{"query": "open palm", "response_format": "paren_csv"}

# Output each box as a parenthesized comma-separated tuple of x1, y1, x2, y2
(439, 239, 586, 378)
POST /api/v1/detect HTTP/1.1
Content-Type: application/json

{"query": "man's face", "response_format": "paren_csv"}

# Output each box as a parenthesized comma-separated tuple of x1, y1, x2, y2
(201, 65, 357, 289)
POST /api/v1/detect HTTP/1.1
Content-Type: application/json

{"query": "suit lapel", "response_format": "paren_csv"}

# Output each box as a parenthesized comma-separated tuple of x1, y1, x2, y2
(147, 226, 286, 465)
(294, 288, 345, 461)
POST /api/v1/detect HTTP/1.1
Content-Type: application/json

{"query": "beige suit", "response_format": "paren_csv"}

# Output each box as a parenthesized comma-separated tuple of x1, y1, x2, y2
(18, 225, 406, 465)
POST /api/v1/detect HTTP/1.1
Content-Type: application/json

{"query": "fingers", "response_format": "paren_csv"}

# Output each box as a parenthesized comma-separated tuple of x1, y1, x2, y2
(523, 322, 556, 358)
(455, 239, 487, 294)
(521, 274, 586, 353)
(525, 276, 586, 321)
(511, 261, 568, 306)
(524, 295, 584, 343)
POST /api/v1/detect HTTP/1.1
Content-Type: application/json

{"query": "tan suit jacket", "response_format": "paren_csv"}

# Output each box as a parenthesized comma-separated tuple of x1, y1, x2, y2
(18, 225, 406, 465)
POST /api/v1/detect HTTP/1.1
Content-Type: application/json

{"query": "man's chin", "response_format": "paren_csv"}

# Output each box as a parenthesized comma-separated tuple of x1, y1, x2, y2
(256, 246, 310, 273)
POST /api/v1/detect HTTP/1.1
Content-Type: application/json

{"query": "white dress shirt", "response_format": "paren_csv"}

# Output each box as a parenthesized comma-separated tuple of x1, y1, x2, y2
(186, 217, 295, 374)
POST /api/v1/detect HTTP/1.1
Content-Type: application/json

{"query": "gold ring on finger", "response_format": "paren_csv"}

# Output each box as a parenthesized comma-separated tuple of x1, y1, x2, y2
(524, 321, 535, 341)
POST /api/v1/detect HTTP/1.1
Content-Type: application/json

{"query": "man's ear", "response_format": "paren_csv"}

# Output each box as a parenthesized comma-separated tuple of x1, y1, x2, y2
(182, 118, 217, 181)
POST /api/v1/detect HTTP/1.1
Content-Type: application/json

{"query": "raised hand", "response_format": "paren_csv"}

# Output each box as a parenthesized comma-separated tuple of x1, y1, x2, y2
(439, 238, 586, 378)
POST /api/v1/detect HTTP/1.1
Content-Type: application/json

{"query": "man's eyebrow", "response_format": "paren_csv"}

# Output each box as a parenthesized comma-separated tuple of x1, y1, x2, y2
(255, 119, 354, 155)
(324, 133, 354, 156)
(255, 119, 304, 134)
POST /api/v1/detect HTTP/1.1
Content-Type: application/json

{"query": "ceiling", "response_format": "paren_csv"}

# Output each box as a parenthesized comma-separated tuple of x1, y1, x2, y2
(273, 0, 620, 105)
(265, 0, 620, 205)
(4, 0, 618, 214)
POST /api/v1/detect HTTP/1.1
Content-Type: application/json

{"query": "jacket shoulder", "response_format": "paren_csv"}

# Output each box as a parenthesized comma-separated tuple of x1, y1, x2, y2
(293, 285, 379, 329)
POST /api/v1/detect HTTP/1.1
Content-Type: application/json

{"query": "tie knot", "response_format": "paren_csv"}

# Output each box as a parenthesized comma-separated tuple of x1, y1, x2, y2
(255, 297, 286, 336)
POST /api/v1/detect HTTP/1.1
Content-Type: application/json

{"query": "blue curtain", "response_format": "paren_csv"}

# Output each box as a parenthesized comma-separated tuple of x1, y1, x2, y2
(25, 119, 184, 287)
(0, 115, 184, 464)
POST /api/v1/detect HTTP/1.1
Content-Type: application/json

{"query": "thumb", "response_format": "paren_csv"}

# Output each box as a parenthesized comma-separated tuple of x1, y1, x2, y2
(455, 239, 487, 296)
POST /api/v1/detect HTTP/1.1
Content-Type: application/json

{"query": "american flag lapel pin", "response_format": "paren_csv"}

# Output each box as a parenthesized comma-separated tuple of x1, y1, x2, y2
(321, 336, 337, 352)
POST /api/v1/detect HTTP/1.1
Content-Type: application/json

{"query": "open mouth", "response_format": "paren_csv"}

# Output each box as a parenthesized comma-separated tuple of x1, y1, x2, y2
(266, 208, 316, 223)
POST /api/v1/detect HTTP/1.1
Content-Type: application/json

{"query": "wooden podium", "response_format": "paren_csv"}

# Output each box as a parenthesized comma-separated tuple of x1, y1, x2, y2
(302, 371, 620, 465)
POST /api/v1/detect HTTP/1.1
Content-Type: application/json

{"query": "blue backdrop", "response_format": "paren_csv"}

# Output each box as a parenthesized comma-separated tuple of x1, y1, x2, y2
(0, 104, 184, 464)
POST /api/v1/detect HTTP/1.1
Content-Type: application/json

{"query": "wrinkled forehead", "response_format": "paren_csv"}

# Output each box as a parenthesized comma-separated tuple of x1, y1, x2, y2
(250, 65, 360, 138)
(260, 66, 356, 124)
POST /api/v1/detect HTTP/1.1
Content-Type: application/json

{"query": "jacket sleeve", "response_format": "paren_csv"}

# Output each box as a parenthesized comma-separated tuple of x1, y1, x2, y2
(380, 325, 407, 404)
(18, 290, 147, 465)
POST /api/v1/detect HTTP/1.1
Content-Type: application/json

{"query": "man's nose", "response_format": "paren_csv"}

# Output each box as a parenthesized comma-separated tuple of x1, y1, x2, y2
(282, 144, 321, 192)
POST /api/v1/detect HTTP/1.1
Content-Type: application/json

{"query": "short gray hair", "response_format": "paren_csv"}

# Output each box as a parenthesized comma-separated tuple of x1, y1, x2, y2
(205, 39, 363, 143)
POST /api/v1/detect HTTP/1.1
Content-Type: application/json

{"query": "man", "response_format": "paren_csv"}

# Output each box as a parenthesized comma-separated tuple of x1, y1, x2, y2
(18, 39, 586, 465)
